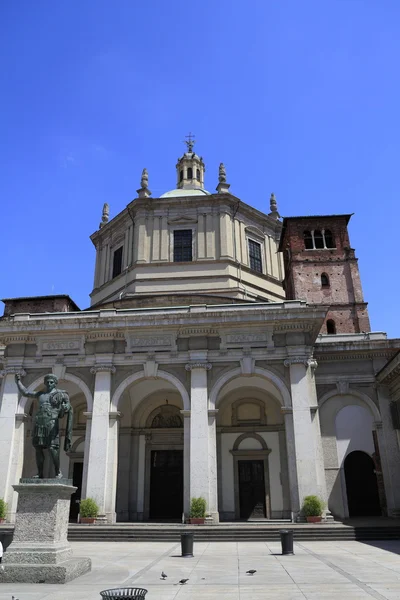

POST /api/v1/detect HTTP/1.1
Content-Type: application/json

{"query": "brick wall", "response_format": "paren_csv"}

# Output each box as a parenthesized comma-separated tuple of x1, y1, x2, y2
(2, 296, 79, 317)
(280, 215, 371, 333)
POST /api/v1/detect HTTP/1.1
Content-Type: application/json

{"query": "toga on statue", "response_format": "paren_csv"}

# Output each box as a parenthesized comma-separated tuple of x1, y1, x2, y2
(15, 373, 73, 479)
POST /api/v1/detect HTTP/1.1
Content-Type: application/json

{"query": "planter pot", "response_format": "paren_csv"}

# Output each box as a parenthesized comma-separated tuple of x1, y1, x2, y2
(189, 518, 205, 525)
(306, 516, 322, 523)
(0, 518, 5, 524)
(80, 517, 96, 524)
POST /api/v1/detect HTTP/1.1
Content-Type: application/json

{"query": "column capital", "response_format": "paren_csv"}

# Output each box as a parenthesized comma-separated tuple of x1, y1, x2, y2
(180, 409, 191, 418)
(83, 411, 93, 419)
(281, 406, 293, 415)
(90, 364, 116, 374)
(185, 362, 212, 371)
(284, 357, 317, 371)
(15, 413, 28, 423)
(109, 411, 122, 421)
(208, 409, 219, 417)
(374, 420, 383, 430)
(0, 367, 26, 378)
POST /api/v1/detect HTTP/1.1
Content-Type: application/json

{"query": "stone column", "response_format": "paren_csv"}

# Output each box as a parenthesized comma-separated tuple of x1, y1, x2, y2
(0, 367, 26, 521)
(208, 408, 219, 522)
(185, 357, 219, 522)
(375, 384, 400, 514)
(85, 365, 116, 522)
(181, 409, 191, 517)
(284, 357, 327, 518)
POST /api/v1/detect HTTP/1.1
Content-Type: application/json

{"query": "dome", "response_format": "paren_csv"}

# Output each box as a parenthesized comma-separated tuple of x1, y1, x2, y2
(160, 188, 211, 198)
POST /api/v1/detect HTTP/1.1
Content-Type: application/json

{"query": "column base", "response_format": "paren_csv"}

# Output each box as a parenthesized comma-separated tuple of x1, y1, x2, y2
(205, 512, 220, 524)
(0, 558, 91, 584)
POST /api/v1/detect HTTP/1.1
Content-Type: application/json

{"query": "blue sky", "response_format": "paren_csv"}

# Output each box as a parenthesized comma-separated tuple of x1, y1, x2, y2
(1, 1, 399, 336)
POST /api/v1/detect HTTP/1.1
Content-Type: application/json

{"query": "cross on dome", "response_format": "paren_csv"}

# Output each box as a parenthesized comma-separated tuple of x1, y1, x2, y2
(184, 132, 196, 152)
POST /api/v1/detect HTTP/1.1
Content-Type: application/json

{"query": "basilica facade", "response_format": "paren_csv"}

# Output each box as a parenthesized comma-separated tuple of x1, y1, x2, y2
(1, 141, 400, 524)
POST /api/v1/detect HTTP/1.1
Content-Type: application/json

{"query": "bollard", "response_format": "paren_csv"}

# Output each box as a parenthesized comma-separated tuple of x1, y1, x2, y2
(181, 532, 194, 557)
(279, 529, 294, 555)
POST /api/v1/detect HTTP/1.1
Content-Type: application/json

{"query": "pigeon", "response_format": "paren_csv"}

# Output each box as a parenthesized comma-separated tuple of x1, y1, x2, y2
(161, 571, 167, 580)
(179, 578, 189, 584)
(246, 569, 257, 575)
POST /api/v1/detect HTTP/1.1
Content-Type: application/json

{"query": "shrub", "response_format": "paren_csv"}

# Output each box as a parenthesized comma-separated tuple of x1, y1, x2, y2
(302, 495, 325, 517)
(0, 498, 7, 520)
(190, 497, 206, 518)
(79, 498, 99, 518)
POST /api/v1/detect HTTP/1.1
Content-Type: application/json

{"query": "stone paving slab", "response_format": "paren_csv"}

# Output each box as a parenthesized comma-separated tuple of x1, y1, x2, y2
(1, 539, 400, 599)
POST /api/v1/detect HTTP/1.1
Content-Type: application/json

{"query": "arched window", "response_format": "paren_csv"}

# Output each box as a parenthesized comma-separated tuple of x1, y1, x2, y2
(304, 230, 313, 250)
(180, 170, 183, 182)
(326, 319, 336, 334)
(187, 167, 193, 179)
(324, 229, 335, 248)
(321, 273, 330, 287)
(314, 230, 324, 249)
(196, 168, 200, 181)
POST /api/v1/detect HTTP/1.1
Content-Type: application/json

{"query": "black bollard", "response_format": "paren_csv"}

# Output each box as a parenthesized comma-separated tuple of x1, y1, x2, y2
(181, 532, 194, 557)
(279, 529, 294, 555)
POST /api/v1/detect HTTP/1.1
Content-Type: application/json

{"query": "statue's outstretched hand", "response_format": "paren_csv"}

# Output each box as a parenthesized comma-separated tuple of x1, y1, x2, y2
(15, 373, 21, 383)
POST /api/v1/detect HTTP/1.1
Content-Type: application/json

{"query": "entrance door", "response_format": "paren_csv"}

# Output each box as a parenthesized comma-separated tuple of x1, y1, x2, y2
(69, 462, 83, 521)
(149, 450, 183, 519)
(238, 460, 266, 519)
(344, 451, 381, 517)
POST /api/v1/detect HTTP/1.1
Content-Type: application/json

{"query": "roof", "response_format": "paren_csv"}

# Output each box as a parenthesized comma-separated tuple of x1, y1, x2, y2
(160, 188, 211, 198)
(278, 214, 353, 252)
(1, 295, 81, 311)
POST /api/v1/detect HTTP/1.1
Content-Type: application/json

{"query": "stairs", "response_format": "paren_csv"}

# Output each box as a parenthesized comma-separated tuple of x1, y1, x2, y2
(66, 523, 400, 542)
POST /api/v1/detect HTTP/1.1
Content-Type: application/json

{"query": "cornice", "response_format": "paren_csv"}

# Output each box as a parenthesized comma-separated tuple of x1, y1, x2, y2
(0, 367, 26, 378)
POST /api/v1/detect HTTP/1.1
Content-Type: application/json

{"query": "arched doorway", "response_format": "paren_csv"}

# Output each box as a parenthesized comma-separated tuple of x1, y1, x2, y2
(344, 451, 381, 517)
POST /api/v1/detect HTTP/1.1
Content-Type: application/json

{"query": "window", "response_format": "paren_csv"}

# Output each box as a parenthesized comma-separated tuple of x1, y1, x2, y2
(174, 230, 192, 262)
(324, 229, 335, 248)
(187, 167, 193, 179)
(321, 273, 330, 287)
(248, 239, 262, 273)
(112, 246, 123, 278)
(196, 169, 200, 181)
(304, 230, 313, 250)
(326, 319, 336, 334)
(314, 230, 324, 249)
(303, 228, 336, 250)
(180, 170, 183, 182)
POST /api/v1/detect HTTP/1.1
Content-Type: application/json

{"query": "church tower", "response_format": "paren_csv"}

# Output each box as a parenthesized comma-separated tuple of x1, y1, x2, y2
(279, 214, 371, 334)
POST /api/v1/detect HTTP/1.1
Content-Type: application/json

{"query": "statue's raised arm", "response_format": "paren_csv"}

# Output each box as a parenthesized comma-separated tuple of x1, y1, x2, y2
(15, 373, 39, 398)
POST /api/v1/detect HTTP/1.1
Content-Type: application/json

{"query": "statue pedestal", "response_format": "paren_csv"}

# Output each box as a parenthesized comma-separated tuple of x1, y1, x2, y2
(0, 479, 91, 583)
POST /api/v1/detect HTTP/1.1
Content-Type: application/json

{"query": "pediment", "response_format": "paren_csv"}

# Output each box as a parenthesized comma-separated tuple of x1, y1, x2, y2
(245, 225, 265, 240)
(167, 215, 198, 225)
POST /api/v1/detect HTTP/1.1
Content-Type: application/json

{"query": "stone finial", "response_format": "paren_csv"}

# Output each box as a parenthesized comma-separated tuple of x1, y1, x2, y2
(218, 162, 227, 183)
(268, 192, 280, 220)
(140, 168, 149, 189)
(216, 162, 230, 194)
(137, 168, 151, 198)
(99, 203, 109, 229)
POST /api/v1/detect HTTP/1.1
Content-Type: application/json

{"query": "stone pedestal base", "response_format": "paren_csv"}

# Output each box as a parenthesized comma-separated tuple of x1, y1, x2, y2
(0, 479, 91, 584)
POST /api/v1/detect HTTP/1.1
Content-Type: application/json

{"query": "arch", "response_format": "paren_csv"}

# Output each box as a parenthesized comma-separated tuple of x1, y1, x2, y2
(69, 435, 85, 454)
(196, 168, 200, 181)
(187, 167, 193, 179)
(19, 372, 93, 413)
(209, 366, 291, 409)
(179, 169, 183, 182)
(321, 273, 330, 287)
(318, 388, 381, 423)
(324, 229, 335, 248)
(326, 319, 336, 334)
(233, 432, 268, 451)
(111, 369, 190, 411)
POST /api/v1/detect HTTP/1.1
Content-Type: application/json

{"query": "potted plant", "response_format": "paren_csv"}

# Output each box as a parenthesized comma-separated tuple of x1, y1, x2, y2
(79, 498, 99, 524)
(189, 497, 206, 525)
(0, 499, 7, 524)
(302, 495, 325, 523)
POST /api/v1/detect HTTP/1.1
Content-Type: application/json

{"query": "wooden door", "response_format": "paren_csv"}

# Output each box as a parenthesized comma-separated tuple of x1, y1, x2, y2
(149, 450, 183, 520)
(238, 460, 266, 519)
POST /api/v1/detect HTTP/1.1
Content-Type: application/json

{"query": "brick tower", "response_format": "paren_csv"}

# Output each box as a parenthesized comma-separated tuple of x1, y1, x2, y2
(278, 214, 370, 334)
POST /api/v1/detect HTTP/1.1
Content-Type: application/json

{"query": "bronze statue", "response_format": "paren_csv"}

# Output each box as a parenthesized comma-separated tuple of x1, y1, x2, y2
(15, 373, 73, 479)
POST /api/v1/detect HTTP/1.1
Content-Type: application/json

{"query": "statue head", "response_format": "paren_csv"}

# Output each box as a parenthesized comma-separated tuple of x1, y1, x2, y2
(44, 374, 58, 391)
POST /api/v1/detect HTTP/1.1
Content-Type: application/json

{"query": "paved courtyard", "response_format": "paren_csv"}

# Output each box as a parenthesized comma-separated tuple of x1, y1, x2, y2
(1, 539, 400, 599)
